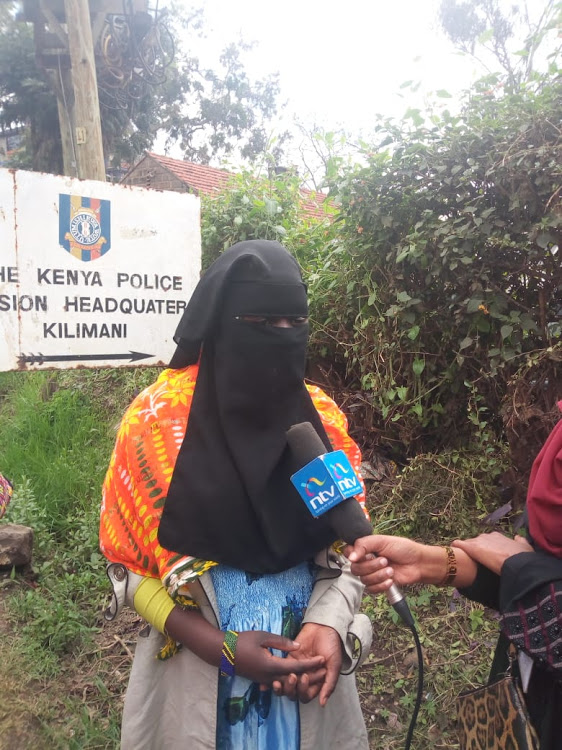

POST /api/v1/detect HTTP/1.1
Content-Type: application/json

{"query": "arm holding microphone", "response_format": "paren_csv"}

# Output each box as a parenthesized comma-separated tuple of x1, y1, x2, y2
(287, 422, 415, 627)
(346, 535, 480, 594)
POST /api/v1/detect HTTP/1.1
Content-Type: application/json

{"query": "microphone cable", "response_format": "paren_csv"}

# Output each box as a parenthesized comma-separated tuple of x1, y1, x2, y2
(285, 422, 424, 747)
(385, 594, 423, 750)
(404, 619, 424, 750)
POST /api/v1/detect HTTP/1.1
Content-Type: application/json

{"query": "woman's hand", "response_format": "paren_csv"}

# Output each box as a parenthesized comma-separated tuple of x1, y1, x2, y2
(452, 532, 534, 575)
(344, 534, 479, 591)
(344, 535, 427, 595)
(270, 623, 341, 706)
(164, 608, 324, 686)
(234, 630, 326, 686)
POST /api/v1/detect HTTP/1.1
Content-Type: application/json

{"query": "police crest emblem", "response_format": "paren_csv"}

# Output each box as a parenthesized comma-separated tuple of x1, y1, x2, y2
(59, 194, 111, 261)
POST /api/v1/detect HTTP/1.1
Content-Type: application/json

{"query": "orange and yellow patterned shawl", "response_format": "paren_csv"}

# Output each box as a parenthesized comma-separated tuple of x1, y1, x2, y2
(100, 365, 367, 597)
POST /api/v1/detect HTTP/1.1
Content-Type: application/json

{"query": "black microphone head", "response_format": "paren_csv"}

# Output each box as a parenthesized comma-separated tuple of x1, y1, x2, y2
(286, 422, 326, 464)
(327, 499, 373, 544)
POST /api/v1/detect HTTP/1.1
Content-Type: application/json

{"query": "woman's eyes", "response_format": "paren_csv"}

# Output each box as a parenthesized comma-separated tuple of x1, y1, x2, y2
(290, 317, 309, 326)
(235, 316, 308, 327)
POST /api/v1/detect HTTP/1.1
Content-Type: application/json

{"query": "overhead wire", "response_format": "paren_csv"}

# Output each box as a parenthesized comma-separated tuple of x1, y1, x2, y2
(97, 3, 174, 112)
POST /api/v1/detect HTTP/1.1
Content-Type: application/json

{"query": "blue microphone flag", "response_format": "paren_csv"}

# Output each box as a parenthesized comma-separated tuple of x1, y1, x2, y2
(290, 449, 362, 518)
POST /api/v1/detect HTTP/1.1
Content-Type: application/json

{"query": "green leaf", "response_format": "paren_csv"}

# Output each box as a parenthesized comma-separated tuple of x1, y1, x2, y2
(466, 298, 483, 313)
(361, 373, 376, 390)
(435, 89, 452, 98)
(412, 359, 425, 376)
(520, 315, 538, 332)
(410, 403, 423, 417)
(536, 233, 553, 249)
(459, 337, 473, 350)
(384, 305, 400, 317)
(500, 325, 513, 340)
(404, 108, 424, 127)
(476, 318, 491, 333)
(264, 199, 279, 216)
(407, 325, 420, 341)
(397, 291, 412, 303)
(501, 348, 517, 361)
(477, 28, 494, 44)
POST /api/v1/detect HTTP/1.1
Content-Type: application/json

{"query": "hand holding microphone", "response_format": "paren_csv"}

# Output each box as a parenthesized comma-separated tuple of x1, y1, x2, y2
(287, 422, 414, 627)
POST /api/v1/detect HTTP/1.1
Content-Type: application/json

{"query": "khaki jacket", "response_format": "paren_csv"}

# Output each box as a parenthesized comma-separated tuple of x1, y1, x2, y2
(108, 548, 372, 750)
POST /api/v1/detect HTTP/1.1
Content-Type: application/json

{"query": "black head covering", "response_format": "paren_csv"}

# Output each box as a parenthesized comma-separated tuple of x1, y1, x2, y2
(158, 240, 338, 573)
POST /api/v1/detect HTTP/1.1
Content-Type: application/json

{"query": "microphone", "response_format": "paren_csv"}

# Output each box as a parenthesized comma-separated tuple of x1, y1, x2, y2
(287, 421, 414, 627)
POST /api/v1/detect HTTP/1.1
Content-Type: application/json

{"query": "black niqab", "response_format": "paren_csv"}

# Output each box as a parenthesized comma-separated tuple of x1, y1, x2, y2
(158, 241, 338, 573)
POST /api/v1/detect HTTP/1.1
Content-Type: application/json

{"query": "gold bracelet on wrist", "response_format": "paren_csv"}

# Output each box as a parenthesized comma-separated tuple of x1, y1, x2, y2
(440, 545, 457, 586)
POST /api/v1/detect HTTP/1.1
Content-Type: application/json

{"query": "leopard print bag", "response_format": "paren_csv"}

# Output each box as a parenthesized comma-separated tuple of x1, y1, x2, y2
(457, 657, 539, 750)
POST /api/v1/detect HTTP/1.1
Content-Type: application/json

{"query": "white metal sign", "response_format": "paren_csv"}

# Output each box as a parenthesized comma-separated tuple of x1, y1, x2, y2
(0, 169, 201, 371)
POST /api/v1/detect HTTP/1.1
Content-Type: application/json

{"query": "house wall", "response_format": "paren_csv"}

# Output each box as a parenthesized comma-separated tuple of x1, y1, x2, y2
(122, 160, 191, 194)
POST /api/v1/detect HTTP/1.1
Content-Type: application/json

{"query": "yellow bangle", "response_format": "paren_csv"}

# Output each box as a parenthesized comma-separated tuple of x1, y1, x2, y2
(133, 577, 175, 634)
(440, 546, 457, 586)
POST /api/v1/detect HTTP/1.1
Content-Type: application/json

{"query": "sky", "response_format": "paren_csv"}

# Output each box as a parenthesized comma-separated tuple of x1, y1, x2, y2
(176, 0, 482, 130)
(157, 0, 554, 162)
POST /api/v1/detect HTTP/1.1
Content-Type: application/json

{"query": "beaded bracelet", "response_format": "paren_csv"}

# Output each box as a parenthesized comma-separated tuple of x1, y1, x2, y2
(440, 545, 458, 586)
(220, 629, 239, 677)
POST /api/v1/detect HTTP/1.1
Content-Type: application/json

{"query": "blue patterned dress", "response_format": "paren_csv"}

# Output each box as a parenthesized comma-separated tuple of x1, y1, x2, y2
(210, 562, 316, 749)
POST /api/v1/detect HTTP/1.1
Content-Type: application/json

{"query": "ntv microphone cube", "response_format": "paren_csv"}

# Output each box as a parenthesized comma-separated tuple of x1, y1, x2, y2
(290, 450, 362, 518)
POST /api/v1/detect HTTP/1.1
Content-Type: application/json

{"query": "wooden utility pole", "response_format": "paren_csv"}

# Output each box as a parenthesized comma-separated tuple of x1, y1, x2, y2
(23, 0, 146, 179)
(63, 0, 105, 181)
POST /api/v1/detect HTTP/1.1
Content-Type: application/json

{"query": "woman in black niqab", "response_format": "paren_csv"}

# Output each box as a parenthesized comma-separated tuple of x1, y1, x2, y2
(158, 240, 338, 573)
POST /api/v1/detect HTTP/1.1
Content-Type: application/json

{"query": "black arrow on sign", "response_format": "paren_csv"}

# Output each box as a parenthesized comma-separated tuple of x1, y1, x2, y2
(18, 351, 154, 366)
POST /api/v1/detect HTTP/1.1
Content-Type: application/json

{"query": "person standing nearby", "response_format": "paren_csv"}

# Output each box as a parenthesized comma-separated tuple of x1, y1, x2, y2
(100, 240, 372, 750)
(347, 403, 562, 748)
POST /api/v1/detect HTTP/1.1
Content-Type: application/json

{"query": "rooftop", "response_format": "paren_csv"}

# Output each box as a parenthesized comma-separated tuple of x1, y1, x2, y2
(124, 152, 334, 221)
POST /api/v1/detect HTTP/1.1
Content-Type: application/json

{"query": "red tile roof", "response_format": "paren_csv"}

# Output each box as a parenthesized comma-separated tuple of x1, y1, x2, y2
(130, 152, 333, 221)
(145, 152, 232, 194)
(299, 189, 335, 220)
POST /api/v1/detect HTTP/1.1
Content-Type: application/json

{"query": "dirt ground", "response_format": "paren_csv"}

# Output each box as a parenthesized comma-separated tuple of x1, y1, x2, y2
(0, 578, 141, 750)
(0, 586, 42, 750)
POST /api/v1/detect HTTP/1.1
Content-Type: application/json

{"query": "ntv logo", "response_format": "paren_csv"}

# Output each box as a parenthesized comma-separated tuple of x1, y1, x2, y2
(291, 449, 362, 518)
(332, 461, 360, 492)
(302, 460, 360, 512)
(303, 476, 337, 511)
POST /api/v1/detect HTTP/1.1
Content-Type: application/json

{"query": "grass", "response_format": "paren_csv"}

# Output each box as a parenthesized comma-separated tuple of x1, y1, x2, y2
(0, 368, 507, 749)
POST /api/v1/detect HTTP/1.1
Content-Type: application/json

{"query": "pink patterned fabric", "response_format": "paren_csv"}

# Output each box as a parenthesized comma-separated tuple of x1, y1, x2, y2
(0, 474, 13, 519)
